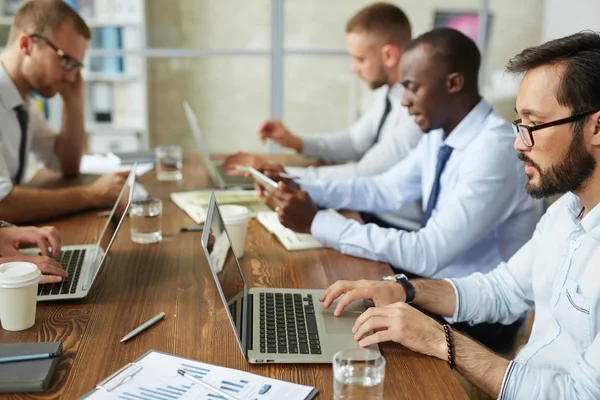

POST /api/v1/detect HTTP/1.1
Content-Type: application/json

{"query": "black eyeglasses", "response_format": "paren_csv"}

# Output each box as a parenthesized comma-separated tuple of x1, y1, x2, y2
(30, 33, 84, 71)
(512, 110, 599, 147)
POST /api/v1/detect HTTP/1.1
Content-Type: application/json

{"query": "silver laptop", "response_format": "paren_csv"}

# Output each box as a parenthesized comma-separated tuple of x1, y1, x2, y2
(23, 168, 136, 301)
(183, 101, 254, 189)
(201, 193, 379, 363)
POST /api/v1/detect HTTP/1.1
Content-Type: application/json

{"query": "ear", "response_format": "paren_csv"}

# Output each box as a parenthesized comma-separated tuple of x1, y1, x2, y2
(446, 72, 465, 95)
(18, 34, 34, 57)
(589, 110, 600, 147)
(381, 44, 400, 69)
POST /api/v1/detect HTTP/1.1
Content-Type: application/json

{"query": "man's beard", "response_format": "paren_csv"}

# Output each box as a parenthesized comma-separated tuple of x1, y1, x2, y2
(518, 131, 596, 199)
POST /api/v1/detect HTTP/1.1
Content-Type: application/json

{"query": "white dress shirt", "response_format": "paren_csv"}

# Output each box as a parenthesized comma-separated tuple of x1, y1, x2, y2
(302, 99, 543, 279)
(448, 193, 600, 399)
(0, 63, 60, 200)
(285, 82, 423, 230)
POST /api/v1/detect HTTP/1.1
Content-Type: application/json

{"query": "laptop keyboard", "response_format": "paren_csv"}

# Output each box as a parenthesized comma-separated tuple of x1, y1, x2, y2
(259, 292, 321, 355)
(38, 249, 86, 296)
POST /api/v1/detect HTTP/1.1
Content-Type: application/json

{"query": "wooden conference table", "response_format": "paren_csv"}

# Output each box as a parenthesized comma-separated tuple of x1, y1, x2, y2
(0, 154, 467, 399)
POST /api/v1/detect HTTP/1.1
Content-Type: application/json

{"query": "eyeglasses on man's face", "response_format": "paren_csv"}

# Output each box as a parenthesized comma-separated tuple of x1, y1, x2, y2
(512, 110, 599, 147)
(29, 33, 84, 71)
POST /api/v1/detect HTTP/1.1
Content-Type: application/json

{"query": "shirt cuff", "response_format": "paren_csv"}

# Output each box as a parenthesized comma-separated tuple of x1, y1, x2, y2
(498, 360, 519, 400)
(300, 135, 322, 159)
(310, 210, 347, 249)
(283, 166, 307, 181)
(443, 278, 461, 323)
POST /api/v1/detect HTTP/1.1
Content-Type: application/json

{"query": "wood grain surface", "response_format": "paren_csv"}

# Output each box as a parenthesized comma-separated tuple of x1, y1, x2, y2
(0, 154, 467, 399)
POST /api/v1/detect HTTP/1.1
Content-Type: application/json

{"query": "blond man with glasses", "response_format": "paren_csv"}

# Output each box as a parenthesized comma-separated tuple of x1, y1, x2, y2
(0, 0, 127, 224)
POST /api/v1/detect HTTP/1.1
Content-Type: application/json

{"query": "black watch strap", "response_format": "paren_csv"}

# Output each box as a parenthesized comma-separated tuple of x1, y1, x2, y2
(397, 276, 415, 303)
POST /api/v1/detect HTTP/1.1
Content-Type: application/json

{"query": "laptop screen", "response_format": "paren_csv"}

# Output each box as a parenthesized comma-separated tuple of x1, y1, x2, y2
(84, 168, 135, 290)
(201, 193, 248, 357)
(183, 101, 221, 184)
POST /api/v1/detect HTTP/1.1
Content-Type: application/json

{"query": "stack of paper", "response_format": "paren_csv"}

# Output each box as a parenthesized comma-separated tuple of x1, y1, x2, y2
(80, 153, 154, 176)
(170, 190, 271, 224)
(257, 212, 325, 251)
(84, 350, 318, 399)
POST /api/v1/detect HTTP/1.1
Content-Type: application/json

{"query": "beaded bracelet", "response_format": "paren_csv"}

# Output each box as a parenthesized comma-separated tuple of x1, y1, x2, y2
(443, 324, 455, 369)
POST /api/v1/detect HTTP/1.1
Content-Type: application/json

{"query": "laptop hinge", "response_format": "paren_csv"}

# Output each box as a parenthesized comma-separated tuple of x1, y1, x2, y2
(246, 293, 253, 352)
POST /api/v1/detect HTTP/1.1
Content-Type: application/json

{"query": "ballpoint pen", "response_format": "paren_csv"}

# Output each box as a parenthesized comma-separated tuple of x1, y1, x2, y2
(177, 369, 240, 400)
(180, 225, 204, 232)
(120, 312, 166, 343)
(0, 352, 61, 364)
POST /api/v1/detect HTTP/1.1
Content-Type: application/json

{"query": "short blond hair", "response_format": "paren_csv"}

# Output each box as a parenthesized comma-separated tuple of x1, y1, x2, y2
(346, 2, 411, 48)
(8, 0, 91, 44)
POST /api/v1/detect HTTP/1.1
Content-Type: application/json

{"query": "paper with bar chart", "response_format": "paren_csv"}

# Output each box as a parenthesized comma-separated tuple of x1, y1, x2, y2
(84, 351, 317, 400)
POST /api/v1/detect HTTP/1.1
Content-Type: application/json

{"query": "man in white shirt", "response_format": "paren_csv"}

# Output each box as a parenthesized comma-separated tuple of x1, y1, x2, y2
(0, 221, 67, 284)
(258, 29, 542, 353)
(0, 0, 127, 224)
(319, 31, 600, 399)
(222, 3, 423, 230)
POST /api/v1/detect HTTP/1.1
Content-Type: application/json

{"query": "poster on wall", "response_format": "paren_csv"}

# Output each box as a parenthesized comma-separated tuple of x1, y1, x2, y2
(433, 10, 494, 47)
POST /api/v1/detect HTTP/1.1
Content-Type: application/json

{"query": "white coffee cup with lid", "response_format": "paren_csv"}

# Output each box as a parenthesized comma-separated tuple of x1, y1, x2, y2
(0, 262, 42, 331)
(220, 205, 251, 258)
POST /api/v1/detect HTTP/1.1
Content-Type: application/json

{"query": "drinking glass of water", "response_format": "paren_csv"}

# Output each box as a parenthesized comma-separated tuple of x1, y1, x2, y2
(155, 145, 183, 181)
(333, 349, 386, 400)
(130, 197, 163, 244)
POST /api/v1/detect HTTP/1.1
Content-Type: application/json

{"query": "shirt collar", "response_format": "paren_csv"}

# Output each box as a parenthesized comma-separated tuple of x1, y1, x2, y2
(0, 62, 25, 110)
(388, 82, 404, 103)
(443, 98, 493, 151)
(564, 192, 600, 240)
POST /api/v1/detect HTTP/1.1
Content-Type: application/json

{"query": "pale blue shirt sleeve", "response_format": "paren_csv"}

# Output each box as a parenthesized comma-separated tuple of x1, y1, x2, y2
(299, 87, 386, 164)
(304, 132, 525, 277)
(285, 107, 421, 182)
(498, 339, 600, 399)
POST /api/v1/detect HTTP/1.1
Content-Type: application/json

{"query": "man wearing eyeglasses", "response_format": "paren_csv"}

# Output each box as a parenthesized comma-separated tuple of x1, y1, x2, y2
(0, 0, 127, 224)
(318, 31, 600, 399)
(258, 28, 543, 353)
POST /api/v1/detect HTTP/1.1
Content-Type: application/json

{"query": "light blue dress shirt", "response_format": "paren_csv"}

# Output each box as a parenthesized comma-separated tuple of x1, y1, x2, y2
(447, 193, 600, 399)
(302, 99, 542, 279)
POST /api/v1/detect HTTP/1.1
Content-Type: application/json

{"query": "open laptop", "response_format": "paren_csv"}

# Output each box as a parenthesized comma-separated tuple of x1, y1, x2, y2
(22, 168, 136, 301)
(201, 193, 379, 363)
(183, 101, 254, 189)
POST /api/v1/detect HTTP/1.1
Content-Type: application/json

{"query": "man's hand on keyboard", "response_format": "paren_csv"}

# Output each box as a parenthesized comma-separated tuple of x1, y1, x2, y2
(0, 255, 67, 284)
(319, 280, 406, 316)
(0, 226, 62, 257)
(270, 185, 318, 234)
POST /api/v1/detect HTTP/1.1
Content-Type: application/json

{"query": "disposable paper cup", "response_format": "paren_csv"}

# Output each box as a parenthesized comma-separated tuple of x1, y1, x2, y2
(0, 262, 42, 331)
(220, 205, 250, 258)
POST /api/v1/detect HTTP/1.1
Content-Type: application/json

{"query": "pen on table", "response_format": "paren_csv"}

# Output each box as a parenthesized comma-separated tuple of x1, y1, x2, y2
(97, 210, 111, 217)
(177, 369, 240, 400)
(0, 353, 60, 364)
(181, 225, 204, 232)
(120, 312, 166, 343)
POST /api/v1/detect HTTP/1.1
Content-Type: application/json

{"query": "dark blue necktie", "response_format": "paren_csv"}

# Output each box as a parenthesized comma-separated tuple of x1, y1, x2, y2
(423, 144, 453, 224)
(373, 91, 392, 144)
(14, 104, 29, 184)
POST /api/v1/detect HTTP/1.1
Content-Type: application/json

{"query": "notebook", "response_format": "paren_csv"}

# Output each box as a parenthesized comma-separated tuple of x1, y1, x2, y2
(0, 342, 62, 392)
(170, 189, 271, 224)
(81, 350, 319, 399)
(256, 212, 325, 251)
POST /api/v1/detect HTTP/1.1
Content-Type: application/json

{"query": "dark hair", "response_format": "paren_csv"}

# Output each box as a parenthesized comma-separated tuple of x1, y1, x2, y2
(405, 28, 481, 91)
(346, 2, 411, 47)
(9, 0, 91, 44)
(507, 31, 600, 135)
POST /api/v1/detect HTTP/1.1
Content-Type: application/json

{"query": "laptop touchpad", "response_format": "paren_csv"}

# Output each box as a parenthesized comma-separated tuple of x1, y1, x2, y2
(321, 298, 364, 334)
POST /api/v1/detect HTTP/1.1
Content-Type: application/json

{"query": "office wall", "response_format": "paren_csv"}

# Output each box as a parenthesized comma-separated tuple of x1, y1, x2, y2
(146, 0, 545, 153)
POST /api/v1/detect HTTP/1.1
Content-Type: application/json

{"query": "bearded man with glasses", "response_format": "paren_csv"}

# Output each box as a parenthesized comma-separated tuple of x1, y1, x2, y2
(0, 0, 128, 224)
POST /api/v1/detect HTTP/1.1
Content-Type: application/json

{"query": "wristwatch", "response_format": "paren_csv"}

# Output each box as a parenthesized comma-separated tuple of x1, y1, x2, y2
(382, 273, 415, 303)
